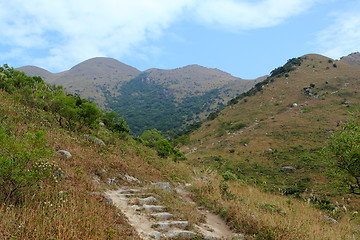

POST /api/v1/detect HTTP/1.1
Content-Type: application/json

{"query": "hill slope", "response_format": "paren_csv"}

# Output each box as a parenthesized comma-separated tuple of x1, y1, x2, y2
(183, 54, 360, 197)
(340, 52, 360, 68)
(18, 59, 259, 135)
(3, 62, 358, 239)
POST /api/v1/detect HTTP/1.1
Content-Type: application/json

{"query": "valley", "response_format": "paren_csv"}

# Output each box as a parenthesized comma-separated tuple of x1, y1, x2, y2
(1, 52, 360, 239)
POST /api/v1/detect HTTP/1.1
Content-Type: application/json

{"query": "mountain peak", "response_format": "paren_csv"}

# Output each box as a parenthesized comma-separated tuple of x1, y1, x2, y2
(69, 57, 141, 75)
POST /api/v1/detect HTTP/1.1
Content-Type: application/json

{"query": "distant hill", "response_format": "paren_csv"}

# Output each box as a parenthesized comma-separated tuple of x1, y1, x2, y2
(182, 53, 360, 198)
(340, 52, 360, 68)
(18, 58, 259, 135)
(16, 65, 54, 81)
(18, 58, 141, 109)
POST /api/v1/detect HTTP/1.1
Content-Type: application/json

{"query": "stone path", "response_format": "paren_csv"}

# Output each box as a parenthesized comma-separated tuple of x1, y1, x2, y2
(105, 184, 244, 240)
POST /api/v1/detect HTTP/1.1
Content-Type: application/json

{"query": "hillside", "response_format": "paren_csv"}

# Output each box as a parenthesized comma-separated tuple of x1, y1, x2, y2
(2, 63, 359, 239)
(18, 59, 259, 135)
(183, 53, 360, 200)
(340, 52, 360, 68)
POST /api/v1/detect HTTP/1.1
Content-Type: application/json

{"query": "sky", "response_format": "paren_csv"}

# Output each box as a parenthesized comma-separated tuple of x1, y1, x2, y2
(0, 0, 359, 79)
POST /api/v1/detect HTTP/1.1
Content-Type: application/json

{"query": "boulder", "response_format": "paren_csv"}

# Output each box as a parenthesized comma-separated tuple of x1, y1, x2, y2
(57, 150, 72, 159)
(84, 134, 105, 146)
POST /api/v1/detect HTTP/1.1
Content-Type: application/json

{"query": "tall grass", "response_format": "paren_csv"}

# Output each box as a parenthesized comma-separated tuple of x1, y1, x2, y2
(191, 173, 360, 239)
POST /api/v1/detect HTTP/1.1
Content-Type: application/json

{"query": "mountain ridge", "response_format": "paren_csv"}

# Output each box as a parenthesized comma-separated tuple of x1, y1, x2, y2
(17, 57, 260, 135)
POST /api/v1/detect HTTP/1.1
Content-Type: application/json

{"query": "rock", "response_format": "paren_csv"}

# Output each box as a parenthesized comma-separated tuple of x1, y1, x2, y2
(57, 150, 72, 159)
(149, 231, 162, 239)
(282, 166, 296, 170)
(122, 174, 140, 183)
(131, 205, 142, 211)
(150, 213, 174, 221)
(153, 182, 172, 192)
(292, 103, 298, 107)
(166, 230, 196, 239)
(324, 215, 337, 223)
(143, 204, 166, 213)
(139, 196, 157, 205)
(83, 134, 105, 146)
(233, 233, 245, 239)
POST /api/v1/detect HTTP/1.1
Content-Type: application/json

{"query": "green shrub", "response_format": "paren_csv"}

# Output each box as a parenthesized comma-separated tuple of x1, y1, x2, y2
(0, 127, 59, 203)
(323, 112, 360, 195)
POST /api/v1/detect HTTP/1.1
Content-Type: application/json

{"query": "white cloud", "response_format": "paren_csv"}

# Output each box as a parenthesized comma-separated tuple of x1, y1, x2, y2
(0, 0, 323, 70)
(0, 0, 193, 70)
(193, 0, 320, 31)
(316, 8, 360, 59)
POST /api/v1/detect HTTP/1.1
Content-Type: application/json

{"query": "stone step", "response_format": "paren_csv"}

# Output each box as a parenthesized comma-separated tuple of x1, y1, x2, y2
(137, 204, 166, 213)
(166, 230, 196, 239)
(117, 192, 154, 198)
(151, 220, 189, 231)
(150, 212, 174, 221)
(138, 196, 158, 205)
(117, 189, 141, 194)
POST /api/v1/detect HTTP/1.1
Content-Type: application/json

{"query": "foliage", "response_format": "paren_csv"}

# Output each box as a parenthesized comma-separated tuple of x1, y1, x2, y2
(0, 126, 59, 203)
(0, 65, 125, 134)
(102, 111, 130, 133)
(141, 129, 186, 160)
(105, 72, 223, 135)
(323, 112, 360, 195)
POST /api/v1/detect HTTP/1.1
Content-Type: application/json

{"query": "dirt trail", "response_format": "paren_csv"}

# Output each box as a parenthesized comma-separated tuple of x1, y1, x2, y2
(105, 183, 244, 239)
(175, 187, 236, 239)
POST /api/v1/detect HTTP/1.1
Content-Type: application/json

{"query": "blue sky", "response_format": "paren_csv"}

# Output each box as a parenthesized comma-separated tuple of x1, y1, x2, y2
(0, 0, 359, 79)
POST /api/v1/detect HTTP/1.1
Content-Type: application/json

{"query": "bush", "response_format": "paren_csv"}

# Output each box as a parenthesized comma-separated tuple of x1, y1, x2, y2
(0, 127, 60, 203)
(141, 129, 186, 160)
(323, 112, 360, 195)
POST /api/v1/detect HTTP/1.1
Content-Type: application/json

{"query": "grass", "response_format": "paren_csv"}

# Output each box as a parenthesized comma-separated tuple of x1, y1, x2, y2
(0, 89, 194, 239)
(181, 54, 360, 238)
(190, 173, 360, 239)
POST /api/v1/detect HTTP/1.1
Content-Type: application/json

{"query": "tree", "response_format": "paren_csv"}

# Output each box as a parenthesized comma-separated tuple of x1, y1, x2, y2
(140, 129, 185, 160)
(323, 113, 360, 195)
(102, 111, 130, 133)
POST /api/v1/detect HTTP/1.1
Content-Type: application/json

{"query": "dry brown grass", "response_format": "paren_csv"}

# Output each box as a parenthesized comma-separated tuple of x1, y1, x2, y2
(191, 173, 360, 239)
(0, 89, 194, 239)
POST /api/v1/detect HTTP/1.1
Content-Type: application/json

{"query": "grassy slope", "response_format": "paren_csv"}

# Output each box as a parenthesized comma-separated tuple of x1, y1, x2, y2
(184, 54, 360, 193)
(0, 89, 195, 239)
(181, 54, 360, 238)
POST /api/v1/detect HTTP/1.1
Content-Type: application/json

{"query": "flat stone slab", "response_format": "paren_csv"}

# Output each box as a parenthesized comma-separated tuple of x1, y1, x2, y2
(150, 212, 174, 221)
(152, 221, 189, 231)
(149, 231, 162, 239)
(142, 205, 166, 213)
(166, 230, 196, 239)
(117, 189, 141, 194)
(139, 196, 158, 205)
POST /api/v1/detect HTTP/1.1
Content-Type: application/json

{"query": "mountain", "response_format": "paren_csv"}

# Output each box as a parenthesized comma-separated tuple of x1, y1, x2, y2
(182, 53, 360, 198)
(16, 65, 54, 81)
(340, 51, 360, 68)
(18, 58, 260, 135)
(18, 57, 141, 109)
(4, 58, 358, 239)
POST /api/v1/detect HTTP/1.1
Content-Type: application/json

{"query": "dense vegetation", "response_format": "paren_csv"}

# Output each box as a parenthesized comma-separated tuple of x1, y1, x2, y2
(105, 72, 223, 136)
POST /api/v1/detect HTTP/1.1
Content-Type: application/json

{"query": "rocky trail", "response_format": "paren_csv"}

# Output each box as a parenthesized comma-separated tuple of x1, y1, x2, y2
(105, 181, 244, 240)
